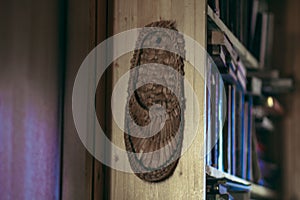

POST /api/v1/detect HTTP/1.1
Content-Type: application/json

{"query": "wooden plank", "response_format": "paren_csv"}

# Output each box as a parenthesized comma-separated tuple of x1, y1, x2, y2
(85, 0, 97, 199)
(93, 0, 113, 199)
(110, 0, 206, 199)
(62, 0, 94, 199)
(251, 183, 277, 198)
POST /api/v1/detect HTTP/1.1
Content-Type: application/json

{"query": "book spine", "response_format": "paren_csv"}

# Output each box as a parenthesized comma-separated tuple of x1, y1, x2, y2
(227, 85, 232, 174)
(214, 72, 220, 168)
(231, 85, 236, 175)
(242, 99, 248, 179)
(210, 70, 218, 168)
(206, 60, 213, 166)
(235, 86, 245, 178)
(218, 74, 224, 171)
(247, 96, 253, 180)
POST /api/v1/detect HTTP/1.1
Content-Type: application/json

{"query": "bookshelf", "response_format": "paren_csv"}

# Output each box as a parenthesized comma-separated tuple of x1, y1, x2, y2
(205, 2, 279, 199)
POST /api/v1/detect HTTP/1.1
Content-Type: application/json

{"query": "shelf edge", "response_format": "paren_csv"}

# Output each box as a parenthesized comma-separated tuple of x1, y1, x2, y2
(206, 165, 277, 199)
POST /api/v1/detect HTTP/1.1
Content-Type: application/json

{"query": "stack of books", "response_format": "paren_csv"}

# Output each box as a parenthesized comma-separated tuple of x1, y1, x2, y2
(206, 1, 295, 198)
(207, 30, 253, 180)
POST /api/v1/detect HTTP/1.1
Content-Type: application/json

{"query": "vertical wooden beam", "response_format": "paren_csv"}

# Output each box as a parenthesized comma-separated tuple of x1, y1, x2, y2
(62, 0, 95, 199)
(109, 0, 207, 199)
(273, 0, 300, 198)
(94, 0, 113, 199)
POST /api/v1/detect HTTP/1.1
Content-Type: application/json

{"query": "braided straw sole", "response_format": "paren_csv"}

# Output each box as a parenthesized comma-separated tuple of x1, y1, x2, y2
(124, 20, 185, 182)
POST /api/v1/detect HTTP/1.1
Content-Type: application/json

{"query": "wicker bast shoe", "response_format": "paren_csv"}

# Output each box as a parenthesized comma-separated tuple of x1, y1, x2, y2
(124, 20, 186, 182)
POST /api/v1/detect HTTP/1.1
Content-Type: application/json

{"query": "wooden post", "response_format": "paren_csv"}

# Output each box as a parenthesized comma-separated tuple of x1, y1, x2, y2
(109, 0, 207, 199)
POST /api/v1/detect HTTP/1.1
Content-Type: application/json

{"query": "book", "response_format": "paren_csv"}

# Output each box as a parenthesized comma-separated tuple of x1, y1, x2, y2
(206, 59, 213, 166)
(246, 96, 253, 181)
(211, 69, 219, 168)
(249, 0, 272, 66)
(206, 86, 213, 166)
(237, 59, 247, 78)
(222, 60, 238, 85)
(223, 84, 232, 174)
(237, 68, 247, 92)
(235, 86, 245, 178)
(230, 85, 236, 175)
(228, 0, 235, 34)
(242, 101, 249, 179)
(218, 74, 225, 171)
(251, 12, 262, 60)
(250, 0, 268, 47)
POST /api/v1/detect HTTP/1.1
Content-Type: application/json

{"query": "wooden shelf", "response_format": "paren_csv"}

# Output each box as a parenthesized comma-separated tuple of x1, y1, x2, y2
(206, 165, 277, 199)
(251, 183, 278, 199)
(206, 165, 250, 186)
(207, 6, 259, 69)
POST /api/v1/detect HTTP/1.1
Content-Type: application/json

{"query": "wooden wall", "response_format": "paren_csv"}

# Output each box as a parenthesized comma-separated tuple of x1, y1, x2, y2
(272, 0, 300, 199)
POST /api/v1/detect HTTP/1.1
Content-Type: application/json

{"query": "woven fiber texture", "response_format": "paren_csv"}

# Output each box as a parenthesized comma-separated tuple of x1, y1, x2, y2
(124, 20, 185, 182)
